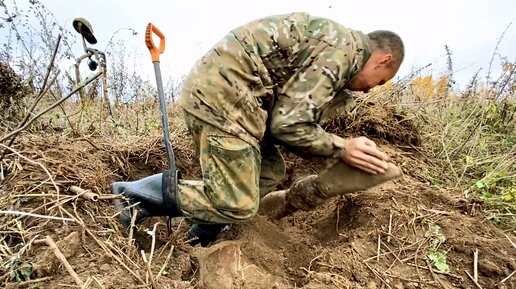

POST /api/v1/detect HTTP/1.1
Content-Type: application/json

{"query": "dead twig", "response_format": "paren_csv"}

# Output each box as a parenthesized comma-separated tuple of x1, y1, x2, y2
(0, 210, 74, 222)
(44, 236, 83, 286)
(157, 244, 175, 281)
(0, 143, 60, 198)
(376, 234, 381, 262)
(84, 226, 145, 284)
(465, 270, 483, 289)
(80, 277, 93, 289)
(363, 261, 392, 289)
(141, 250, 158, 289)
(128, 205, 139, 251)
(421, 206, 452, 216)
(504, 234, 516, 249)
(387, 212, 393, 243)
(55, 207, 145, 285)
(103, 239, 142, 271)
(486, 22, 513, 86)
(4, 276, 52, 288)
(0, 71, 102, 144)
(497, 270, 516, 285)
(473, 249, 479, 282)
(363, 238, 426, 262)
(381, 242, 404, 272)
(148, 223, 159, 267)
(1, 135, 69, 222)
(92, 276, 106, 289)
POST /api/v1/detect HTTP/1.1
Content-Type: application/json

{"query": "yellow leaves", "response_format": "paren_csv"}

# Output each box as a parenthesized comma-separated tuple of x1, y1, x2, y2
(436, 76, 451, 96)
(409, 75, 452, 100)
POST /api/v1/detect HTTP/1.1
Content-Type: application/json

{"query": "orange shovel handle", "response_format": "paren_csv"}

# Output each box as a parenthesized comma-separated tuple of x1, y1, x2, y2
(145, 23, 166, 62)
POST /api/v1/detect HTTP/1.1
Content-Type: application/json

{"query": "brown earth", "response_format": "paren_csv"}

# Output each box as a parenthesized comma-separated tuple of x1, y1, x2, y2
(0, 103, 515, 289)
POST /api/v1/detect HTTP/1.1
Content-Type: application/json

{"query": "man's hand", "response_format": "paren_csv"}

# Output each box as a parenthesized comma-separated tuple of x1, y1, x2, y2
(341, 137, 389, 175)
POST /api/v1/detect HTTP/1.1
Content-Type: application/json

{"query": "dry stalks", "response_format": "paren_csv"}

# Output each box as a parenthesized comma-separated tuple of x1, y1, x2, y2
(0, 125, 194, 287)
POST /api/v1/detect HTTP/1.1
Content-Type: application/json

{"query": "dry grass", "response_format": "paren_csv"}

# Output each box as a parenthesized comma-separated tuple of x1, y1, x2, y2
(357, 67, 516, 229)
(0, 104, 199, 287)
(0, 83, 514, 287)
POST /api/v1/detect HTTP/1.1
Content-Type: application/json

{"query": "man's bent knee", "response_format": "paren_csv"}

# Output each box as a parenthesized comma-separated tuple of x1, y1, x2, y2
(212, 192, 260, 222)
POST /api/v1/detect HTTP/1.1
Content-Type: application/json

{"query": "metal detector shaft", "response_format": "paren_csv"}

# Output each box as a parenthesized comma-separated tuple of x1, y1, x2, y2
(152, 61, 175, 170)
(145, 23, 175, 170)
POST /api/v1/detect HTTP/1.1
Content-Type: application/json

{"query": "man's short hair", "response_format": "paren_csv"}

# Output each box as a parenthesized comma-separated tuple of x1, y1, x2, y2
(368, 30, 405, 66)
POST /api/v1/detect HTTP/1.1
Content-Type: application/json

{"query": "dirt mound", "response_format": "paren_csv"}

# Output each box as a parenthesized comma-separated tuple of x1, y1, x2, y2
(217, 180, 516, 289)
(323, 101, 421, 147)
(0, 132, 198, 288)
(1, 115, 515, 288)
(2, 129, 197, 190)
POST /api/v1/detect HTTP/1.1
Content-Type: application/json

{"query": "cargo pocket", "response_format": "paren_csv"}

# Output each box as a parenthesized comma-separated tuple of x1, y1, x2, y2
(204, 135, 260, 213)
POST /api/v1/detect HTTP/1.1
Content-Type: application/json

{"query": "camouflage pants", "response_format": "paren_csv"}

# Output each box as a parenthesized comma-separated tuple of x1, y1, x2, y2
(176, 112, 286, 223)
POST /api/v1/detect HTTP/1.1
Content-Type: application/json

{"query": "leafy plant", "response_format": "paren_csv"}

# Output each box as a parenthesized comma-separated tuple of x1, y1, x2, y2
(425, 221, 450, 273)
(428, 251, 450, 273)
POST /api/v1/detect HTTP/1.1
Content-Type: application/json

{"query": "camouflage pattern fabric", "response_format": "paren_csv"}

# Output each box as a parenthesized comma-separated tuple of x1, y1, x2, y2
(177, 112, 285, 223)
(177, 12, 371, 223)
(258, 142, 286, 198)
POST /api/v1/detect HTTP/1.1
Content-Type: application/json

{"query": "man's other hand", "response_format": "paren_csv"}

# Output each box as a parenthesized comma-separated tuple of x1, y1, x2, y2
(341, 136, 389, 175)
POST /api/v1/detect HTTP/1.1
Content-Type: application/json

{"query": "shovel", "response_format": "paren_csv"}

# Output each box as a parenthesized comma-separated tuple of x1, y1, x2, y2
(145, 23, 176, 170)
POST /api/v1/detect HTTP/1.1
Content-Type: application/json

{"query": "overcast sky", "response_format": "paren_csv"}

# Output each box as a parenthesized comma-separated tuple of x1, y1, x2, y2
(12, 0, 516, 87)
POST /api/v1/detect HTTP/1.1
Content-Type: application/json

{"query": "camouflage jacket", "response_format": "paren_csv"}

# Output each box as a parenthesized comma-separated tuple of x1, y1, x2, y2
(179, 12, 371, 158)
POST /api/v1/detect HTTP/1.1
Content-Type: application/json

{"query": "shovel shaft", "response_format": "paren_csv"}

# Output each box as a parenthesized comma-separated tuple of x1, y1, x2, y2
(146, 23, 175, 170)
(152, 61, 175, 170)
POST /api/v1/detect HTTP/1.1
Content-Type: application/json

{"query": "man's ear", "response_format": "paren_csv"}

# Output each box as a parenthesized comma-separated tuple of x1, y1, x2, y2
(379, 53, 393, 65)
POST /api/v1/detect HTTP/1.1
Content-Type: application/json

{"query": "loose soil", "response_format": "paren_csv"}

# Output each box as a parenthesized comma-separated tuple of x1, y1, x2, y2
(1, 103, 514, 289)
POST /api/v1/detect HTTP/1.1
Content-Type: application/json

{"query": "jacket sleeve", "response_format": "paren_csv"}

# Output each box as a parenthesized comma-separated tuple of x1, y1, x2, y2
(269, 47, 352, 157)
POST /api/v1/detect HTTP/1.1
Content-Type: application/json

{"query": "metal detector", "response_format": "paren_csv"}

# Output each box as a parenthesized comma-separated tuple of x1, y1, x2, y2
(72, 17, 112, 117)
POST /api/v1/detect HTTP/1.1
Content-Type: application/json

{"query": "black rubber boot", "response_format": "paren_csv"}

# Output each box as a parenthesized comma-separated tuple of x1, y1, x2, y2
(187, 223, 228, 247)
(111, 169, 181, 231)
